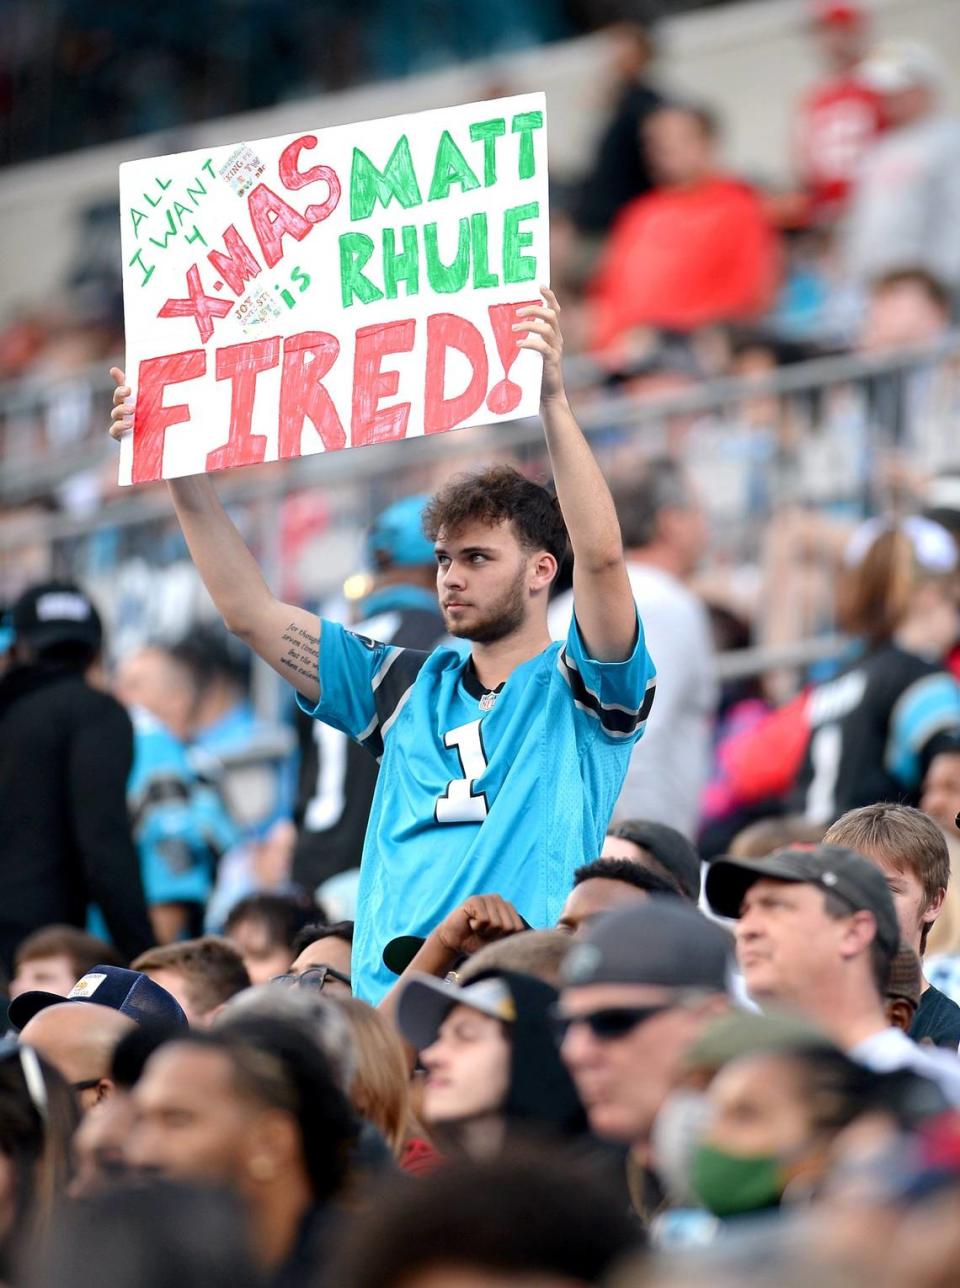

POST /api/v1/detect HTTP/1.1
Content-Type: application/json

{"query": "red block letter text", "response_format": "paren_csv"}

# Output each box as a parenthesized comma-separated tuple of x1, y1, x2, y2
(133, 350, 206, 484)
(206, 337, 281, 473)
(279, 331, 345, 459)
(424, 312, 488, 434)
(351, 320, 416, 448)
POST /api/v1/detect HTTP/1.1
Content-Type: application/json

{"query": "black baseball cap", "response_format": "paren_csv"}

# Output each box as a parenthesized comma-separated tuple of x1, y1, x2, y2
(396, 973, 518, 1051)
(606, 820, 702, 900)
(560, 897, 733, 991)
(10, 581, 102, 654)
(705, 845, 900, 957)
(8, 964, 188, 1033)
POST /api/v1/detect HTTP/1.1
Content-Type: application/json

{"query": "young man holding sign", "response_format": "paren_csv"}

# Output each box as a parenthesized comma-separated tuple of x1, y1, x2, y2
(110, 287, 656, 1001)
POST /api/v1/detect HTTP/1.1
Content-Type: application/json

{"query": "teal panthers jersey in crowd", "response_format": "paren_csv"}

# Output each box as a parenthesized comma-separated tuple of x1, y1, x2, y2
(297, 614, 656, 1001)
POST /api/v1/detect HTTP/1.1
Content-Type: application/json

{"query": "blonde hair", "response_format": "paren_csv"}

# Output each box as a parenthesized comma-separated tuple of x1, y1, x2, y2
(330, 997, 422, 1158)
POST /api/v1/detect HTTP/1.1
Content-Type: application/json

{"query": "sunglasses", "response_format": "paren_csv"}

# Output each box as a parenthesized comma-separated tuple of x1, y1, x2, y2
(551, 1003, 676, 1044)
(0, 1039, 49, 1121)
(271, 964, 351, 991)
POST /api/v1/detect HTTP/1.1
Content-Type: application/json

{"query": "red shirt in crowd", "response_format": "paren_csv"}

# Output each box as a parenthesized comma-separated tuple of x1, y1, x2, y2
(588, 175, 778, 353)
(795, 74, 885, 222)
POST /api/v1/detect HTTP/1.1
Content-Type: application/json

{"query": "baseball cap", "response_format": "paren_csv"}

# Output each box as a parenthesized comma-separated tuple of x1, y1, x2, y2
(844, 516, 957, 574)
(8, 964, 188, 1033)
(383, 913, 533, 977)
(365, 495, 435, 569)
(606, 819, 702, 900)
(859, 41, 942, 94)
(560, 897, 733, 991)
(705, 845, 900, 956)
(396, 973, 517, 1051)
(10, 581, 102, 655)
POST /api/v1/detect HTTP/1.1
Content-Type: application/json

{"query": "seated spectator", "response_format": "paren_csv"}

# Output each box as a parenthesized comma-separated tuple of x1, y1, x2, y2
(858, 266, 952, 353)
(556, 899, 732, 1222)
(0, 1043, 78, 1284)
(844, 42, 960, 291)
(690, 1045, 898, 1221)
(794, 519, 960, 822)
(18, 1002, 135, 1112)
(396, 969, 586, 1159)
(794, 1, 883, 226)
(823, 804, 960, 1048)
(115, 645, 240, 944)
(550, 462, 715, 841)
(284, 921, 354, 994)
(223, 892, 316, 985)
(329, 996, 436, 1173)
(169, 628, 295, 835)
(9, 927, 122, 1002)
(131, 938, 251, 1027)
(705, 845, 960, 1100)
(588, 103, 778, 353)
(603, 818, 703, 900)
(327, 1152, 638, 1288)
(920, 744, 960, 833)
(8, 964, 187, 1036)
(128, 1017, 358, 1283)
(557, 858, 682, 937)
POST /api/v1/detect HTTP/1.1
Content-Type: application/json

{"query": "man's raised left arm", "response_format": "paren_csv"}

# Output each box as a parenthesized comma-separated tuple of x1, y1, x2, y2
(515, 287, 637, 661)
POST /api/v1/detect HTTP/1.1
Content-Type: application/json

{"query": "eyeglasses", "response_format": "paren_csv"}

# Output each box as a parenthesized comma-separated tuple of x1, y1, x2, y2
(271, 964, 351, 991)
(0, 1039, 48, 1122)
(550, 1003, 676, 1044)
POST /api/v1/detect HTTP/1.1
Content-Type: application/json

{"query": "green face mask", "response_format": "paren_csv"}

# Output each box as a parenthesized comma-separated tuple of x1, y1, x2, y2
(690, 1143, 784, 1218)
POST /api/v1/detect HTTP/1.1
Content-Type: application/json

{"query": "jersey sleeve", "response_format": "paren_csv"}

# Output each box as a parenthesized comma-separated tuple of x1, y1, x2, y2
(885, 671, 960, 788)
(557, 610, 657, 744)
(296, 620, 430, 759)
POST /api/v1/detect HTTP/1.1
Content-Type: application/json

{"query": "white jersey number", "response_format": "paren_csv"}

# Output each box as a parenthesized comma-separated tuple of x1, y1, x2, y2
(436, 719, 489, 823)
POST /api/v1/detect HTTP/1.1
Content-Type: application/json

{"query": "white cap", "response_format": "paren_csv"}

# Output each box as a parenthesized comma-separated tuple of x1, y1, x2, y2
(859, 41, 942, 94)
(844, 515, 958, 573)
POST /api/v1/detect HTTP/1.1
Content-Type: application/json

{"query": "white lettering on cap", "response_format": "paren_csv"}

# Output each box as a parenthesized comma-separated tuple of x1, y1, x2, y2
(36, 592, 91, 623)
(68, 973, 106, 999)
(822, 871, 838, 886)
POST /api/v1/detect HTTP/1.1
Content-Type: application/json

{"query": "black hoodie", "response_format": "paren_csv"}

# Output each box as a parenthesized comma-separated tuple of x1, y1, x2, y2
(0, 662, 153, 973)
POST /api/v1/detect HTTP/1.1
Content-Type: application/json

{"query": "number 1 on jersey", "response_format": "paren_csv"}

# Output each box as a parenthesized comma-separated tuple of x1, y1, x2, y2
(436, 719, 489, 823)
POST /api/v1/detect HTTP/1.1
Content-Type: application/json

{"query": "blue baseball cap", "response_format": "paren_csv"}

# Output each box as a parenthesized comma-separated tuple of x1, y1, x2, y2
(8, 964, 188, 1033)
(365, 495, 435, 569)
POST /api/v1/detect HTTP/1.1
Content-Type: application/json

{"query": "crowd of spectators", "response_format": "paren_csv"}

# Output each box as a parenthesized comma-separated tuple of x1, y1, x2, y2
(3, 6, 960, 1284)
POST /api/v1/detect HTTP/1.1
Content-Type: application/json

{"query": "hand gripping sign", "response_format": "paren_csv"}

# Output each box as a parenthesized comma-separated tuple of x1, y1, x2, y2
(118, 93, 549, 485)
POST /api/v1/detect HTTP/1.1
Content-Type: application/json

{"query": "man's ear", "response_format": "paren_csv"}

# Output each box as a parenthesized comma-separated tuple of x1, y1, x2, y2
(839, 909, 880, 962)
(529, 551, 558, 592)
(922, 886, 946, 926)
(96, 1078, 116, 1104)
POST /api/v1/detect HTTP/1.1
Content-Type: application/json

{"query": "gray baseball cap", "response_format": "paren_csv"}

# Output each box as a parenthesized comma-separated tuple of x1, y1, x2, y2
(560, 897, 733, 992)
(705, 845, 900, 957)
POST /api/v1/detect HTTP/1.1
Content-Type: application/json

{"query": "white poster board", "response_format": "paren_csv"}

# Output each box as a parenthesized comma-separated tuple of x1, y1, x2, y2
(118, 93, 548, 485)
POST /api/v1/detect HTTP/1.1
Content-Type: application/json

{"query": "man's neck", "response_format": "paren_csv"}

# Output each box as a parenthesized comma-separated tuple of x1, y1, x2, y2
(250, 1175, 313, 1271)
(764, 980, 889, 1051)
(469, 622, 552, 690)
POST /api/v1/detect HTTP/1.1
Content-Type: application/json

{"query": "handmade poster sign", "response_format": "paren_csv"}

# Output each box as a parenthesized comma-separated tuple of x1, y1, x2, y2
(117, 93, 549, 485)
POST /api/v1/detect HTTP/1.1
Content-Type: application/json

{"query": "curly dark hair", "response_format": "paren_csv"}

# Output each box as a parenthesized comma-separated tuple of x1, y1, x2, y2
(423, 465, 568, 564)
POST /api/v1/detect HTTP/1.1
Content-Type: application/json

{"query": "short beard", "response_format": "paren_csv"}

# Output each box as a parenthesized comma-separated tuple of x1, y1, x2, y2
(446, 566, 527, 644)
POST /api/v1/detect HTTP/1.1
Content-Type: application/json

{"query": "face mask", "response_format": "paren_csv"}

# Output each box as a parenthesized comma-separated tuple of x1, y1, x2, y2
(690, 1143, 784, 1218)
(650, 1089, 712, 1205)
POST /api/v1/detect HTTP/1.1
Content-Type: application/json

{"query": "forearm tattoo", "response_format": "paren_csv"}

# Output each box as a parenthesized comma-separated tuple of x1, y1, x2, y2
(280, 622, 320, 683)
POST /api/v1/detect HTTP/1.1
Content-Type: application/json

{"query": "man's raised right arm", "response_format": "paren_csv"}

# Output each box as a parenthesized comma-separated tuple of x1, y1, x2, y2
(109, 368, 322, 704)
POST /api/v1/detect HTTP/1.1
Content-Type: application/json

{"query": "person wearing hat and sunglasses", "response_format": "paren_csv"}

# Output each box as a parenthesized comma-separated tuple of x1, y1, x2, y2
(705, 844, 960, 1103)
(555, 898, 733, 1221)
(0, 581, 154, 976)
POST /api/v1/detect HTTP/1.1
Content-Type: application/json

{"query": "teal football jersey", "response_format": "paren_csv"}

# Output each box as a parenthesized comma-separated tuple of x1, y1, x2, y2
(297, 615, 656, 1001)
